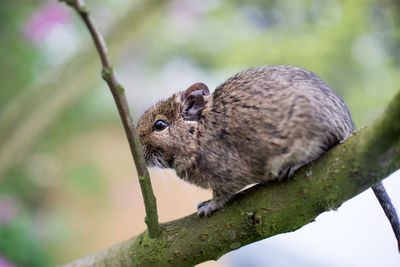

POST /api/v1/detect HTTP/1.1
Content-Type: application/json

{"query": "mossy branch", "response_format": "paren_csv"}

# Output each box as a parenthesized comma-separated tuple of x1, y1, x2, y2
(59, 0, 160, 238)
(63, 91, 400, 266)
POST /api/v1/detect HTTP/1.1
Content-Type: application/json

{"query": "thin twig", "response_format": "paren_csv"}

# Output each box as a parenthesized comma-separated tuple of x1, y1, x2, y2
(60, 0, 160, 238)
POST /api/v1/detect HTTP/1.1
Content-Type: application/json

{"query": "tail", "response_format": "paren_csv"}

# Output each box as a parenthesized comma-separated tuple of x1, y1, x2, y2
(339, 105, 399, 252)
(372, 183, 400, 253)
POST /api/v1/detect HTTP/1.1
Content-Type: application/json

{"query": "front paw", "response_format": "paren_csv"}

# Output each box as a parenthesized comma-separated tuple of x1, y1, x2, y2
(197, 200, 211, 209)
(197, 199, 222, 217)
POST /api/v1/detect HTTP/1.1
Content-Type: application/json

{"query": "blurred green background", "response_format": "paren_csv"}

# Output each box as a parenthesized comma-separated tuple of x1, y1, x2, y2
(0, 0, 399, 266)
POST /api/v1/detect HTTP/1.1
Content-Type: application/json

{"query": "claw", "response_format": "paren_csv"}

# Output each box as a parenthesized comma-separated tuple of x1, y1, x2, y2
(197, 200, 211, 209)
(197, 199, 220, 217)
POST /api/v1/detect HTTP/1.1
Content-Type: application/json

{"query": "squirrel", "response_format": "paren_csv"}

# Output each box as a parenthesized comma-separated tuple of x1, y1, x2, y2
(137, 66, 399, 248)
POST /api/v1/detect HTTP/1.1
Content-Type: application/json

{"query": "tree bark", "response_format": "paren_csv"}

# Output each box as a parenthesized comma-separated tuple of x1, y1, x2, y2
(63, 91, 400, 266)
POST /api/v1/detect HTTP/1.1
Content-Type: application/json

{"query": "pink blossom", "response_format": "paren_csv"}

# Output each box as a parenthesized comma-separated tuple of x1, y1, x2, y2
(0, 196, 17, 225)
(0, 257, 15, 267)
(24, 1, 72, 43)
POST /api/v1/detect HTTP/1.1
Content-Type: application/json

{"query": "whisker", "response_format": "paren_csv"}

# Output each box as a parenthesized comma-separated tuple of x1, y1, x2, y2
(153, 155, 163, 169)
(146, 156, 155, 167)
(157, 156, 171, 169)
(185, 169, 189, 182)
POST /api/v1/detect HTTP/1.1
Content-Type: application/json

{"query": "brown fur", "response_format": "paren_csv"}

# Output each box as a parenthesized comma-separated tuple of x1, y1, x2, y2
(137, 66, 354, 216)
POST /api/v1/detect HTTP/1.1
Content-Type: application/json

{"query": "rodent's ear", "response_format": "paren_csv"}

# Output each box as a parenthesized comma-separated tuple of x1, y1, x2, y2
(181, 83, 209, 121)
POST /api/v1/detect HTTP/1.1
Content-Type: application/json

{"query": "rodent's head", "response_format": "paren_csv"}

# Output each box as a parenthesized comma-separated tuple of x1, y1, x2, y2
(137, 83, 210, 169)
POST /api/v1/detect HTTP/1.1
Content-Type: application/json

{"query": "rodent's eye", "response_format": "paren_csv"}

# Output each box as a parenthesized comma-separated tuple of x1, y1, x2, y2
(153, 119, 168, 131)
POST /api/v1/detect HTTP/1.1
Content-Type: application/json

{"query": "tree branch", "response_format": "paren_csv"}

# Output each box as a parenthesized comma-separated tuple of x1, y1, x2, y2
(63, 91, 400, 266)
(59, 0, 160, 238)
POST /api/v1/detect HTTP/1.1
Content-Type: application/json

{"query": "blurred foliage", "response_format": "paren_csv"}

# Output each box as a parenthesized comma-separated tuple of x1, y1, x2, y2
(67, 162, 105, 196)
(0, 217, 50, 267)
(0, 1, 42, 108)
(0, 0, 399, 266)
